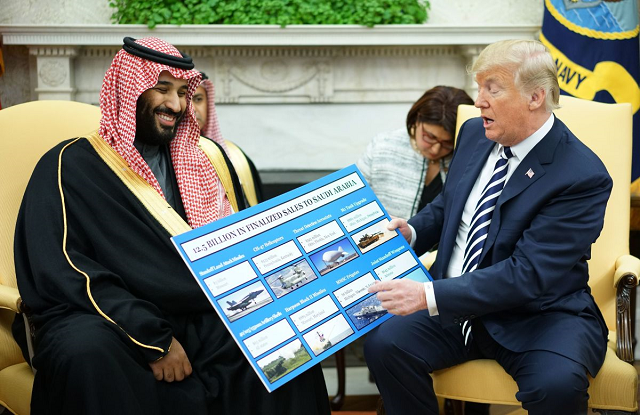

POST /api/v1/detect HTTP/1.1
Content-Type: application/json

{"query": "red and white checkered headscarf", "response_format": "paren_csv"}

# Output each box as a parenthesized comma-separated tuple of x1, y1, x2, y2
(98, 37, 233, 228)
(200, 77, 229, 154)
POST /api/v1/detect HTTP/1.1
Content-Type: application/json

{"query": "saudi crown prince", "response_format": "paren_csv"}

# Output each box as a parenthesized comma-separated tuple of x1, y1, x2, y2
(13, 37, 330, 415)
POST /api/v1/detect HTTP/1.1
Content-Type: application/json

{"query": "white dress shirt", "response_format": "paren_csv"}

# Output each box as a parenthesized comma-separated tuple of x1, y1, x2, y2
(420, 113, 554, 316)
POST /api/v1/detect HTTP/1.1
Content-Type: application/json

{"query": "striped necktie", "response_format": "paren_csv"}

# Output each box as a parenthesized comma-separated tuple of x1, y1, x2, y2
(461, 146, 513, 347)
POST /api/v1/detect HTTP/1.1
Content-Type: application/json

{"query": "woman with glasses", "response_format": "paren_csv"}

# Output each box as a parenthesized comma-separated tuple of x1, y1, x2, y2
(357, 86, 474, 219)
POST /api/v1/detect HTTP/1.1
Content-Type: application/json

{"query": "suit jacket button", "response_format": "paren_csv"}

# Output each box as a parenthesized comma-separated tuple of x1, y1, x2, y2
(453, 318, 459, 324)
(470, 315, 476, 319)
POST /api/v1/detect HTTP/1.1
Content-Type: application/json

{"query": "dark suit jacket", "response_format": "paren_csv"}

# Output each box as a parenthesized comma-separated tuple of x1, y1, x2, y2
(408, 116, 611, 376)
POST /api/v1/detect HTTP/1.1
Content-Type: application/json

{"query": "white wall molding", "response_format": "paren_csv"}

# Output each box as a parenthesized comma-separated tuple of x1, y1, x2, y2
(0, 24, 541, 170)
(1, 24, 540, 105)
(29, 45, 79, 100)
(1, 24, 540, 46)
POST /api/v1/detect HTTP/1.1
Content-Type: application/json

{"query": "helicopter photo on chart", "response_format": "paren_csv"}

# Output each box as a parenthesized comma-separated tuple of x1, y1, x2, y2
(264, 259, 318, 299)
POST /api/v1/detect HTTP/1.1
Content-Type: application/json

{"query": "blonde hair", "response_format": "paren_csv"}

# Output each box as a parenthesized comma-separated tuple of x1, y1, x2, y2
(470, 39, 560, 112)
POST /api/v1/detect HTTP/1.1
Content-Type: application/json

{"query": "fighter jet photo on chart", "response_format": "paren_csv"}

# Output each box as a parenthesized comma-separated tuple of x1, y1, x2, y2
(265, 259, 318, 299)
(227, 289, 264, 312)
(217, 280, 274, 323)
(309, 238, 359, 276)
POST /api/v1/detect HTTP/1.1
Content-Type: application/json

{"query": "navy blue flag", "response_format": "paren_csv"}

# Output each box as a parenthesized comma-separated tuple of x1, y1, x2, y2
(540, 0, 640, 190)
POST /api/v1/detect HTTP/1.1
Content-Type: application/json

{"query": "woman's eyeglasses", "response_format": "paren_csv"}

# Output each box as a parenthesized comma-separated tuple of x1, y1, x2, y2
(420, 126, 454, 151)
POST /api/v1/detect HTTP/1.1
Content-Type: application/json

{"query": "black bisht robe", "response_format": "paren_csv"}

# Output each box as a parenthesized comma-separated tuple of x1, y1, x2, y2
(12, 136, 330, 415)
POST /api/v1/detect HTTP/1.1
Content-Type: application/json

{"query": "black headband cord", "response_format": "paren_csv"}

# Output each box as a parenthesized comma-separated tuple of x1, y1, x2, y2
(122, 37, 194, 70)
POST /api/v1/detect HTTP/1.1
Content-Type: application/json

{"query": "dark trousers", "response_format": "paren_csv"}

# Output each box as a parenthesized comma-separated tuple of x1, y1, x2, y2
(364, 312, 590, 415)
(30, 313, 330, 415)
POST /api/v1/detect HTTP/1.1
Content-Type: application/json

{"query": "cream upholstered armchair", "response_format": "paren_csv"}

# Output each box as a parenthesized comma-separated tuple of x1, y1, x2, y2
(430, 96, 640, 414)
(0, 100, 102, 414)
(0, 100, 267, 414)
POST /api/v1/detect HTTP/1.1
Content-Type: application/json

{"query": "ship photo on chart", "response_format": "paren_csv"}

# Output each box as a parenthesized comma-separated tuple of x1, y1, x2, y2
(265, 259, 318, 299)
(309, 238, 359, 276)
(345, 295, 388, 330)
(217, 280, 273, 323)
(351, 218, 397, 254)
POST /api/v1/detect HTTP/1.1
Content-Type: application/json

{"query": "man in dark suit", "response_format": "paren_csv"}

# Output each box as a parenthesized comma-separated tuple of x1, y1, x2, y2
(364, 39, 611, 415)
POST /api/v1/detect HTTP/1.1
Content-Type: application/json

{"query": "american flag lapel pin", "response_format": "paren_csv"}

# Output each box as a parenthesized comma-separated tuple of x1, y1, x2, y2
(525, 168, 535, 178)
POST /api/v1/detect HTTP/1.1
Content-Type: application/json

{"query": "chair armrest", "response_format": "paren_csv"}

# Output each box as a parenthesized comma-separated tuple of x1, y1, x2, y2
(613, 254, 640, 363)
(419, 250, 438, 270)
(613, 254, 640, 288)
(0, 284, 35, 365)
(0, 284, 21, 313)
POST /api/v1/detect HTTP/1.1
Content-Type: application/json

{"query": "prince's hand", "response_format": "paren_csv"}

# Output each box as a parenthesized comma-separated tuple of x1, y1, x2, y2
(149, 337, 193, 382)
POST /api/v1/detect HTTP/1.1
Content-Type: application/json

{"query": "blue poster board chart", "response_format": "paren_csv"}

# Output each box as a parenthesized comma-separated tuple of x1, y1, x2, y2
(172, 165, 432, 392)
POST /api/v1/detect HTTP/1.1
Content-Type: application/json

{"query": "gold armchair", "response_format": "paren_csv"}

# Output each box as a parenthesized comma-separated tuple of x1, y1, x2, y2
(0, 100, 270, 414)
(431, 96, 640, 414)
(0, 100, 103, 414)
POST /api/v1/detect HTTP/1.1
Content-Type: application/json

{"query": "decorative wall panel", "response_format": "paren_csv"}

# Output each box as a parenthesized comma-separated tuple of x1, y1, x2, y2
(0, 25, 539, 172)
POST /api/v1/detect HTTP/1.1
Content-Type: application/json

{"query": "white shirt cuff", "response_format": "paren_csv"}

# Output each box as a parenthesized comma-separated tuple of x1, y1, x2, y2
(409, 224, 417, 248)
(424, 281, 439, 316)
